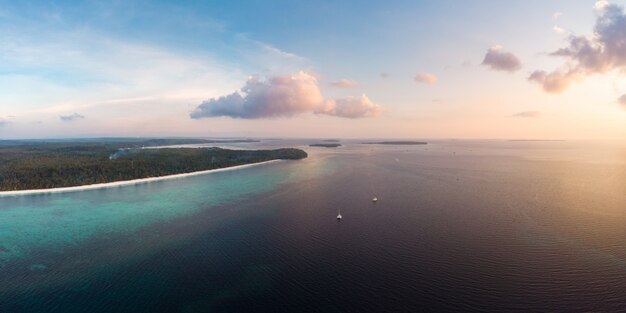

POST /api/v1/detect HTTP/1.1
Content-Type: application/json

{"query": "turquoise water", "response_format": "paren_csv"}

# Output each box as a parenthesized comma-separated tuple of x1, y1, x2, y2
(0, 157, 333, 270)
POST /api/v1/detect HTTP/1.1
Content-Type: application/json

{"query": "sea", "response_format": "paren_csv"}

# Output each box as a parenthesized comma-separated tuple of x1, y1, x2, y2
(1, 139, 626, 312)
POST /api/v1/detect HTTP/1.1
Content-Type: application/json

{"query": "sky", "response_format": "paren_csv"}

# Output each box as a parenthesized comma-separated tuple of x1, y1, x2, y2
(1, 0, 625, 140)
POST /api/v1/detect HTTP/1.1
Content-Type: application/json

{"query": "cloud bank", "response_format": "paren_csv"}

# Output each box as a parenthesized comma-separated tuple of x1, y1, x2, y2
(190, 71, 382, 119)
(512, 111, 541, 118)
(60, 113, 85, 121)
(414, 72, 438, 84)
(481, 46, 522, 72)
(530, 3, 626, 93)
(329, 79, 359, 88)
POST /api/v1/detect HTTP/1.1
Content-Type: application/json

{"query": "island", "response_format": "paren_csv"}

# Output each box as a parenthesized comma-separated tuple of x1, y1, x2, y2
(508, 139, 566, 142)
(0, 139, 306, 191)
(362, 141, 428, 145)
(309, 143, 342, 148)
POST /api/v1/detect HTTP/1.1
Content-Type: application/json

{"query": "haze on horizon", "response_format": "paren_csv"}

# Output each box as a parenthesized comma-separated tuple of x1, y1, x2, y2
(1, 0, 626, 140)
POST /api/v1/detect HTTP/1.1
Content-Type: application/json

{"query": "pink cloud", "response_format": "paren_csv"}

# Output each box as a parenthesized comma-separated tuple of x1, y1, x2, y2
(317, 95, 382, 118)
(414, 72, 438, 85)
(191, 71, 382, 119)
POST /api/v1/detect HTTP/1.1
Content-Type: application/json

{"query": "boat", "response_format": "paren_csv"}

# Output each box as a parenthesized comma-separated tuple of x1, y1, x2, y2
(372, 197, 378, 202)
(337, 210, 342, 220)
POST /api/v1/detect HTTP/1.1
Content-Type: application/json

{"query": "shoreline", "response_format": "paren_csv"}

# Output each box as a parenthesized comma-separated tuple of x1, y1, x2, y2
(0, 160, 282, 197)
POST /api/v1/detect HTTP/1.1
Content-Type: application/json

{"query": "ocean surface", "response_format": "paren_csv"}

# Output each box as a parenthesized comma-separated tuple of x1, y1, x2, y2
(2, 140, 626, 312)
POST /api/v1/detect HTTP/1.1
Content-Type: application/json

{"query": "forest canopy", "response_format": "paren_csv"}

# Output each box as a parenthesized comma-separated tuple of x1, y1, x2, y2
(0, 139, 306, 191)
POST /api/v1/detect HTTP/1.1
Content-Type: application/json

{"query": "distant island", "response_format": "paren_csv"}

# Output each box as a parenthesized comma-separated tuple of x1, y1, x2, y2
(0, 139, 306, 191)
(309, 143, 342, 148)
(363, 141, 428, 145)
(508, 139, 566, 142)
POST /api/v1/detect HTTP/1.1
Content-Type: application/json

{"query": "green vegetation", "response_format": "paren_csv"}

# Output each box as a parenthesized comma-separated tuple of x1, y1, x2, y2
(0, 140, 306, 191)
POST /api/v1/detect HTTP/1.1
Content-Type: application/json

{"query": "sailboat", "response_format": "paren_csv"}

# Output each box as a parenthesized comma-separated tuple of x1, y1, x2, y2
(337, 209, 342, 220)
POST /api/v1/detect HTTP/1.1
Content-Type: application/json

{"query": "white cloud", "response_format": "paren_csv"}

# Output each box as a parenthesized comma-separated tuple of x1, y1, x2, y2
(191, 72, 383, 119)
(553, 12, 563, 19)
(553, 25, 565, 34)
(231, 33, 310, 74)
(594, 1, 609, 11)
(260, 43, 304, 61)
(414, 72, 438, 84)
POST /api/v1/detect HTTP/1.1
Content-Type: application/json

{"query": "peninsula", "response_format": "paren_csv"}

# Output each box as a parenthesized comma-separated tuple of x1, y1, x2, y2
(0, 139, 307, 191)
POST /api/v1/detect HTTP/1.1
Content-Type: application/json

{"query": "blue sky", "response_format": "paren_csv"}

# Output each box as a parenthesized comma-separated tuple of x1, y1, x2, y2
(1, 1, 625, 139)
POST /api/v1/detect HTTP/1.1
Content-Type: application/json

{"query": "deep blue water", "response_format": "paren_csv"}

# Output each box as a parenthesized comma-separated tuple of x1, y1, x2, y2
(2, 140, 626, 312)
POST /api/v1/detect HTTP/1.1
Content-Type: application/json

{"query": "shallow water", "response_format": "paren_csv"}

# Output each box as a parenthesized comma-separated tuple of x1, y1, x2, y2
(2, 140, 626, 312)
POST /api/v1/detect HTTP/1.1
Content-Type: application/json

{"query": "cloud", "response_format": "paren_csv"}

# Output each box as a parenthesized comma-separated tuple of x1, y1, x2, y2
(259, 43, 305, 61)
(236, 34, 307, 62)
(317, 95, 382, 118)
(594, 1, 609, 11)
(59, 113, 85, 121)
(414, 72, 438, 84)
(481, 46, 522, 72)
(512, 111, 541, 118)
(619, 94, 626, 107)
(329, 79, 359, 88)
(553, 12, 563, 19)
(190, 71, 382, 119)
(380, 72, 390, 78)
(553, 25, 565, 34)
(528, 70, 583, 93)
(530, 3, 626, 93)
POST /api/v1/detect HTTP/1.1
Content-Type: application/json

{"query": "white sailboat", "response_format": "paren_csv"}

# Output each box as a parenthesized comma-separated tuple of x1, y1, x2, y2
(337, 209, 342, 220)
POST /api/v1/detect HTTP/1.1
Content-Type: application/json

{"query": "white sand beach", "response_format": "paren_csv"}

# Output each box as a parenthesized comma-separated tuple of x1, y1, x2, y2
(0, 160, 282, 197)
